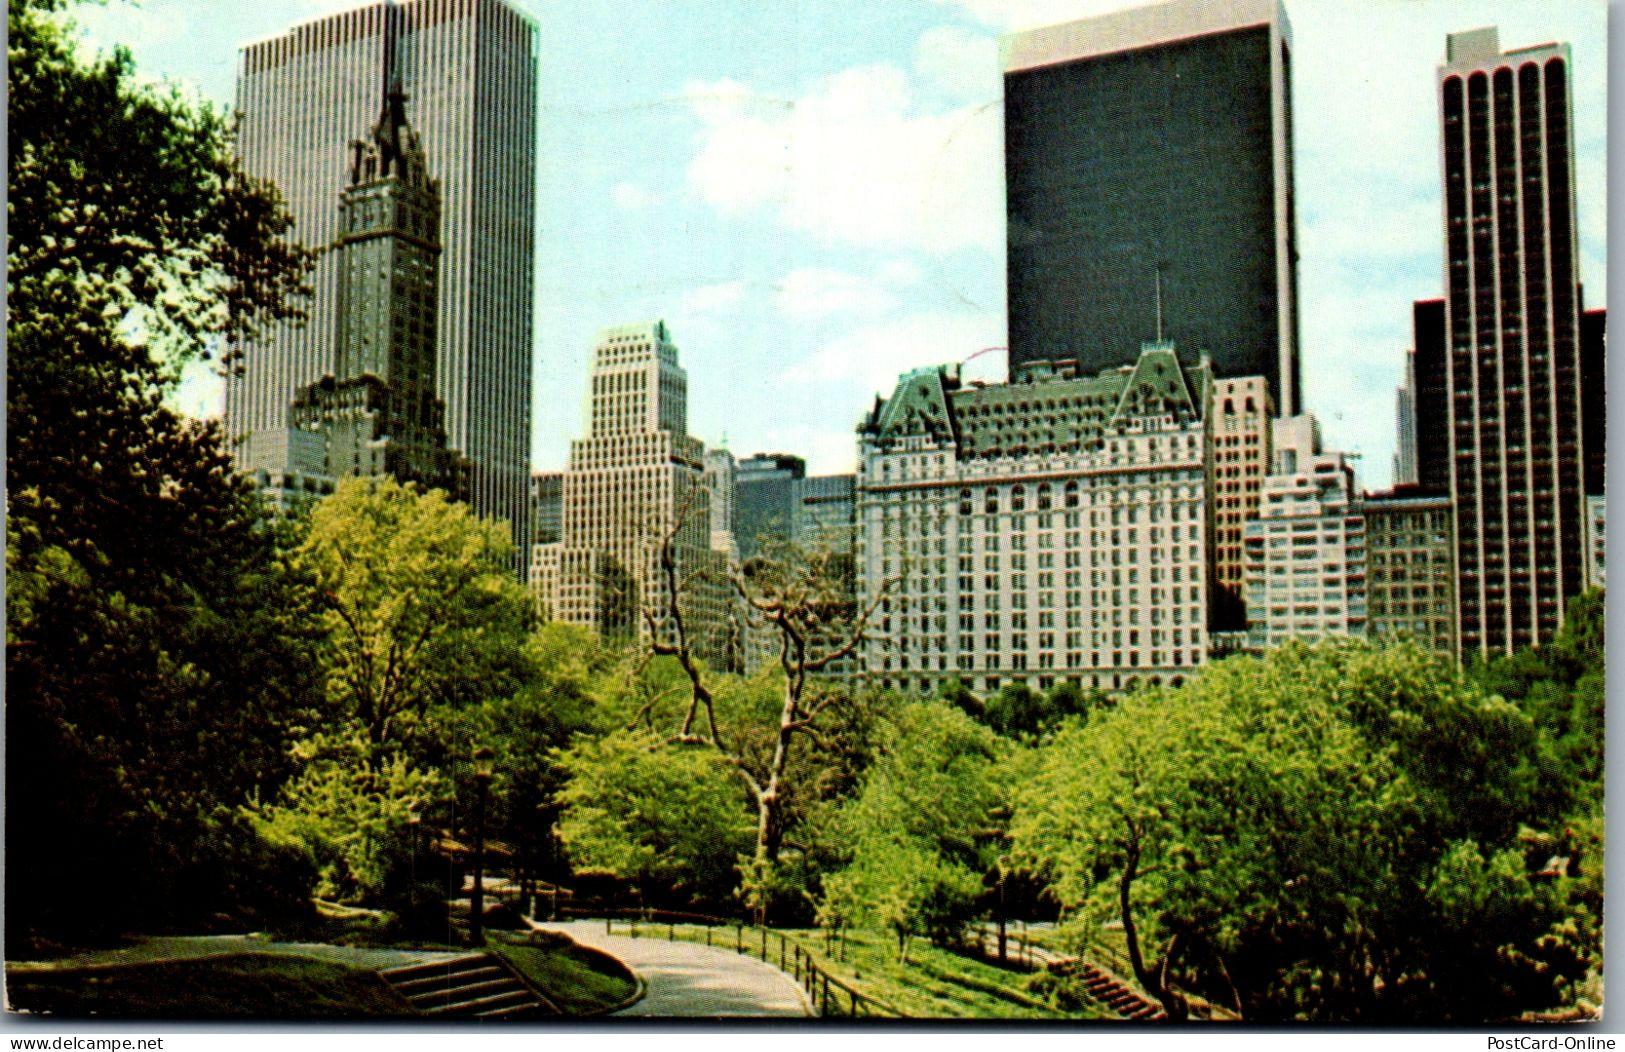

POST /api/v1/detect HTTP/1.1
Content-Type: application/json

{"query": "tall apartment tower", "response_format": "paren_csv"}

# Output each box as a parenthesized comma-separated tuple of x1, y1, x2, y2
(532, 322, 734, 668)
(1439, 27, 1588, 656)
(1002, 0, 1300, 415)
(229, 0, 537, 559)
(289, 86, 463, 496)
(1243, 416, 1367, 648)
(1207, 376, 1273, 630)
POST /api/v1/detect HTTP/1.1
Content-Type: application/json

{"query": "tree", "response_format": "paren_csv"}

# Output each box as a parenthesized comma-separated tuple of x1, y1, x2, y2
(821, 699, 1008, 960)
(632, 525, 890, 918)
(554, 728, 755, 909)
(7, 0, 319, 948)
(255, 477, 534, 902)
(295, 477, 532, 754)
(1011, 640, 1586, 1023)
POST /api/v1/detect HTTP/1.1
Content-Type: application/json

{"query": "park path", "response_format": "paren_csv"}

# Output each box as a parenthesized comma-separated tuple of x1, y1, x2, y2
(533, 920, 813, 1018)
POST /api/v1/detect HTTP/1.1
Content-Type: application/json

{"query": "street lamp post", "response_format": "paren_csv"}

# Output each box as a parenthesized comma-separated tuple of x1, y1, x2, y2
(406, 810, 422, 924)
(469, 746, 494, 947)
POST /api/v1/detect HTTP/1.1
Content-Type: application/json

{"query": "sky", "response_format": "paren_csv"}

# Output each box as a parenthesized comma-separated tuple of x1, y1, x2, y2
(73, 0, 1608, 491)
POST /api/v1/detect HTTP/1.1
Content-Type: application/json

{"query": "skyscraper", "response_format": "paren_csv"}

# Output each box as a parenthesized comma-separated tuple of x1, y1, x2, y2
(228, 0, 537, 558)
(1243, 416, 1367, 648)
(1404, 295, 1456, 494)
(1207, 376, 1273, 630)
(1002, 0, 1300, 415)
(289, 86, 463, 496)
(734, 454, 806, 560)
(532, 322, 734, 669)
(1439, 27, 1588, 656)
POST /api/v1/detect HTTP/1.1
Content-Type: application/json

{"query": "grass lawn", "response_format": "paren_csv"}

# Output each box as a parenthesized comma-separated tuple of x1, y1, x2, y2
(5, 954, 409, 1019)
(486, 932, 637, 1015)
(787, 927, 1101, 1020)
(650, 923, 1103, 1020)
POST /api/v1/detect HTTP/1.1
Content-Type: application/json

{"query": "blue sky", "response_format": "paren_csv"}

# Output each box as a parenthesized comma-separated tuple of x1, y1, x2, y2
(74, 0, 1607, 489)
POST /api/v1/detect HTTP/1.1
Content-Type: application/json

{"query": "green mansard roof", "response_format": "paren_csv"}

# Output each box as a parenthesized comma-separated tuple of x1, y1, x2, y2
(863, 342, 1211, 459)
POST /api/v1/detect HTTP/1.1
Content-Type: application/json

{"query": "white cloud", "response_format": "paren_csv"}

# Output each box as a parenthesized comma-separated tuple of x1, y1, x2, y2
(684, 65, 1002, 254)
(780, 310, 1005, 395)
(774, 267, 899, 319)
(915, 24, 1000, 102)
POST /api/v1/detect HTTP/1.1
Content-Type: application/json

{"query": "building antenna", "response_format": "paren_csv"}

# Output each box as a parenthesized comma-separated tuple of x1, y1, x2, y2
(1154, 264, 1164, 343)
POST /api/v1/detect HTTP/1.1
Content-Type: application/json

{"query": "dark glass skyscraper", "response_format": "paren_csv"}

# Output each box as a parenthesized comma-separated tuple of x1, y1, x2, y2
(228, 0, 537, 560)
(1401, 297, 1451, 494)
(1438, 26, 1588, 657)
(1002, 0, 1300, 415)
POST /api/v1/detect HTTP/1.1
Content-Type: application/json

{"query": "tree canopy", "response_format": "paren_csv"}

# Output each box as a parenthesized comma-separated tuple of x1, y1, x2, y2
(1010, 640, 1590, 1023)
(7, 0, 319, 949)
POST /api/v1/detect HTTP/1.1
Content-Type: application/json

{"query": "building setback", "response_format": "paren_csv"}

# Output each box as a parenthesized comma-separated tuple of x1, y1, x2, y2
(1438, 27, 1589, 656)
(1002, 0, 1300, 415)
(1243, 416, 1367, 648)
(858, 344, 1211, 697)
(531, 322, 734, 669)
(1361, 487, 1456, 655)
(229, 0, 537, 560)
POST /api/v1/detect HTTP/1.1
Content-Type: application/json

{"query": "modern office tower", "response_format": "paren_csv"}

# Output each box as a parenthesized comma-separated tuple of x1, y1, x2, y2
(734, 455, 807, 559)
(1394, 378, 1417, 488)
(1002, 0, 1300, 415)
(1362, 487, 1457, 654)
(531, 471, 563, 545)
(1584, 494, 1605, 589)
(795, 474, 858, 552)
(1581, 308, 1606, 498)
(229, 0, 538, 559)
(1439, 27, 1589, 656)
(532, 322, 734, 668)
(858, 344, 1211, 697)
(1243, 416, 1367, 648)
(1395, 299, 1450, 491)
(1208, 377, 1273, 630)
(703, 448, 739, 558)
(288, 87, 464, 498)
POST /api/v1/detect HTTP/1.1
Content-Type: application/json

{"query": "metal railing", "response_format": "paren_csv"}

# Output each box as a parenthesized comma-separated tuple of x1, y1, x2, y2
(567, 907, 903, 1018)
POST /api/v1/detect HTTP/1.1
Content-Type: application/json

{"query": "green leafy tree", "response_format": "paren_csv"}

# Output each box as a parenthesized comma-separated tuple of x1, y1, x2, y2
(822, 699, 1007, 960)
(296, 477, 532, 753)
(1011, 640, 1584, 1023)
(554, 728, 755, 909)
(436, 623, 614, 914)
(7, 0, 318, 948)
(256, 478, 533, 902)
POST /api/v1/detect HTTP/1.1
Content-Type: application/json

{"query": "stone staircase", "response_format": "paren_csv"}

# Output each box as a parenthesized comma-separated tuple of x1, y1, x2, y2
(379, 952, 557, 1019)
(1068, 960, 1166, 1021)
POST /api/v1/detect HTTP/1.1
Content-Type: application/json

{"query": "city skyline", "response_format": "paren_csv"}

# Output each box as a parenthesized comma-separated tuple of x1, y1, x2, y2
(225, 0, 537, 553)
(74, 0, 1607, 489)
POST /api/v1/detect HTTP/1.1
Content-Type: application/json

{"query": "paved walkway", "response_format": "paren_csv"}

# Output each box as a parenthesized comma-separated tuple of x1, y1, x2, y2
(534, 920, 813, 1018)
(7, 935, 466, 974)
